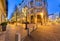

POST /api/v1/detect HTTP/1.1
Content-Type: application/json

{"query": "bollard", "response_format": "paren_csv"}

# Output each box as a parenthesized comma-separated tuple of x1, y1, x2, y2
(27, 28, 30, 36)
(15, 33, 21, 41)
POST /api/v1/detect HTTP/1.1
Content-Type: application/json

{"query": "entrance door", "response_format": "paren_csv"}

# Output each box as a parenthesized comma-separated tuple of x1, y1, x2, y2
(31, 15, 34, 23)
(37, 15, 42, 25)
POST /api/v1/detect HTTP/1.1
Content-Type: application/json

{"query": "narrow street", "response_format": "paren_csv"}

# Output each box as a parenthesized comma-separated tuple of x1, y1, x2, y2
(24, 24, 60, 41)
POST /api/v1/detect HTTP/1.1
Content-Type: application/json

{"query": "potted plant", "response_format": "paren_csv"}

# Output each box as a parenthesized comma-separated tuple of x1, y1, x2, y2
(1, 22, 7, 31)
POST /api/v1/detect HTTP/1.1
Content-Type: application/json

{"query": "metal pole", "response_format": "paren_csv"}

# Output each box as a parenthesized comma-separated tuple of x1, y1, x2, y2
(25, 7, 28, 29)
(15, 5, 17, 26)
(16, 12, 17, 26)
(25, 12, 28, 29)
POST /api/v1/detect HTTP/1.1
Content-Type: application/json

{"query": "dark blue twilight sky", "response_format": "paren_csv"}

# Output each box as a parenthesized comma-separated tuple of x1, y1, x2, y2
(8, 0, 60, 19)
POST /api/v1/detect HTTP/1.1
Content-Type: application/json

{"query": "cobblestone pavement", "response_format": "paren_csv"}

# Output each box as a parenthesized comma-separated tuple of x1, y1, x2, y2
(24, 24, 60, 41)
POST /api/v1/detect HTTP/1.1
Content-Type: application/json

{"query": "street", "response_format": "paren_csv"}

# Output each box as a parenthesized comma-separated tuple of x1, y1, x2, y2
(0, 23, 60, 41)
(24, 24, 60, 41)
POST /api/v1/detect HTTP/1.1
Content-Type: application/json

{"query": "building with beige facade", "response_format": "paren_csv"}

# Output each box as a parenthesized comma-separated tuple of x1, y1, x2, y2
(11, 0, 48, 25)
(26, 0, 48, 25)
(0, 0, 7, 24)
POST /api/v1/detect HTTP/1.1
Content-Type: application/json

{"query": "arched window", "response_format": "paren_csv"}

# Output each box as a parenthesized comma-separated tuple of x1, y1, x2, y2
(30, 0, 34, 8)
(35, 0, 42, 6)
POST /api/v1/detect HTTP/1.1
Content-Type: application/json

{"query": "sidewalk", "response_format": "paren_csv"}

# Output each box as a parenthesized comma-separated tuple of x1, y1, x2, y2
(5, 23, 27, 41)
(0, 31, 6, 41)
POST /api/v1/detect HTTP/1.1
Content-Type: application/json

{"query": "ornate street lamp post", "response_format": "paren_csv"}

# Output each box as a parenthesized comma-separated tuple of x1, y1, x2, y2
(22, 7, 28, 29)
(22, 7, 31, 36)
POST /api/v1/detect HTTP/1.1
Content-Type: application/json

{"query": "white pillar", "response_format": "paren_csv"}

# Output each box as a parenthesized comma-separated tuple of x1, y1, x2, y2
(16, 33, 21, 41)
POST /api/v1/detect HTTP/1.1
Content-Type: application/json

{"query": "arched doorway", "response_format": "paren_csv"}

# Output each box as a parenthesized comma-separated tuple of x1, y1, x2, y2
(31, 15, 34, 23)
(37, 15, 42, 25)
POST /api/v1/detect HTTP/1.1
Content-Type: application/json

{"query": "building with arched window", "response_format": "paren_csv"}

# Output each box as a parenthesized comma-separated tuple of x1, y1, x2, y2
(26, 0, 48, 24)
(12, 0, 48, 25)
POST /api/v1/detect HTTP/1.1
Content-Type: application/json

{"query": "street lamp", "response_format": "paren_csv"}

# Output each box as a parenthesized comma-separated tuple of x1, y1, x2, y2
(14, 5, 18, 26)
(22, 7, 28, 29)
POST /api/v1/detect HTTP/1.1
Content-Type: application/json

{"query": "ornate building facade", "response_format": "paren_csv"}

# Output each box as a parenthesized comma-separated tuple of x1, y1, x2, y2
(12, 0, 48, 25)
(0, 0, 7, 24)
(27, 0, 48, 24)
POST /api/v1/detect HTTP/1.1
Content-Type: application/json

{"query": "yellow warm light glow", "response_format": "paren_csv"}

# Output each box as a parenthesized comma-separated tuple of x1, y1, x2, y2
(23, 17, 25, 20)
(22, 7, 28, 17)
(40, 12, 43, 18)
